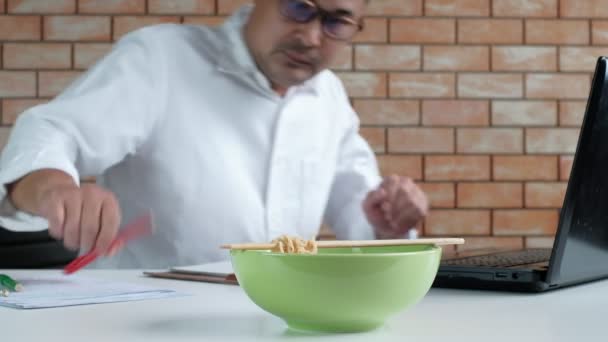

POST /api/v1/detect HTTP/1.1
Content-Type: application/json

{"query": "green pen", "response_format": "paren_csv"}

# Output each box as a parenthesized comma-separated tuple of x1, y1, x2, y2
(0, 274, 23, 292)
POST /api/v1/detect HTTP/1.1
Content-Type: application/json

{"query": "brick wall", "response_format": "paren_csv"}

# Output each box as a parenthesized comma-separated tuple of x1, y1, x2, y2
(0, 0, 602, 251)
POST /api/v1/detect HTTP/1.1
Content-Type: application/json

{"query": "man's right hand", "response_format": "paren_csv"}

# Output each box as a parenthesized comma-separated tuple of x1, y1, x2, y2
(8, 169, 121, 254)
(38, 183, 121, 253)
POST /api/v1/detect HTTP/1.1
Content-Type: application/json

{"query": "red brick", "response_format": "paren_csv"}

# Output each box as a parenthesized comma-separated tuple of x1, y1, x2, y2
(353, 18, 387, 43)
(560, 47, 608, 72)
(74, 43, 113, 69)
(457, 128, 523, 154)
(217, 0, 249, 15)
(148, 0, 214, 14)
(0, 71, 36, 97)
(389, 73, 455, 98)
(559, 101, 586, 127)
(491, 100, 557, 126)
(183, 16, 226, 26)
(458, 19, 523, 44)
(526, 128, 579, 154)
(388, 128, 454, 153)
(458, 73, 523, 98)
(366, 0, 422, 15)
(377, 155, 422, 180)
(592, 20, 608, 45)
(8, 0, 75, 13)
(329, 45, 352, 71)
(1, 98, 47, 124)
(493, 156, 558, 181)
(425, 0, 490, 17)
(425, 210, 491, 236)
(38, 71, 82, 97)
(44, 16, 111, 41)
(113, 16, 180, 40)
(355, 45, 420, 71)
(3, 43, 71, 69)
(561, 0, 608, 18)
(419, 183, 455, 208)
(458, 183, 523, 208)
(526, 74, 591, 99)
(526, 20, 589, 44)
(360, 127, 385, 153)
(492, 46, 557, 71)
(336, 72, 387, 98)
(559, 155, 574, 181)
(526, 236, 555, 248)
(424, 46, 489, 72)
(493, 0, 557, 17)
(525, 182, 567, 208)
(353, 99, 419, 125)
(422, 100, 489, 126)
(390, 19, 455, 44)
(456, 237, 524, 252)
(79, 0, 145, 13)
(0, 16, 41, 40)
(425, 156, 490, 181)
(437, 244, 457, 254)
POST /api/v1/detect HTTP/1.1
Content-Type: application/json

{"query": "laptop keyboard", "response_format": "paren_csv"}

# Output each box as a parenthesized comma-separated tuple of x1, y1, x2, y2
(441, 249, 552, 268)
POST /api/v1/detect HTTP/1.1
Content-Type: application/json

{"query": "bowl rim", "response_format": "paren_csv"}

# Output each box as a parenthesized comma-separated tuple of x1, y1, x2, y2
(230, 244, 442, 258)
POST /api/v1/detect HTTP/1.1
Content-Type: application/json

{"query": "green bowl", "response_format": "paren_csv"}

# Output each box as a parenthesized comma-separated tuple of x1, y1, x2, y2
(230, 244, 441, 333)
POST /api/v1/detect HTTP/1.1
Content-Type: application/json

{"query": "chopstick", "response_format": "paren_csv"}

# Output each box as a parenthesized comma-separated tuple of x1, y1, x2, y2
(221, 238, 465, 251)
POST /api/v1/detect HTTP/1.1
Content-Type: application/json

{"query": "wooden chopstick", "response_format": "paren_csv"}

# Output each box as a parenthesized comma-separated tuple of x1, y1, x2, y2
(221, 238, 464, 250)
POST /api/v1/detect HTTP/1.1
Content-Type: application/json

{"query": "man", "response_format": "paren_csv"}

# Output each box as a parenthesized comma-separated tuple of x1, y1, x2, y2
(0, 0, 428, 268)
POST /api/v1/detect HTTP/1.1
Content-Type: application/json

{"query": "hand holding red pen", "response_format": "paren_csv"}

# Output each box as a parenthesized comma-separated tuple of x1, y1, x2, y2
(38, 182, 122, 255)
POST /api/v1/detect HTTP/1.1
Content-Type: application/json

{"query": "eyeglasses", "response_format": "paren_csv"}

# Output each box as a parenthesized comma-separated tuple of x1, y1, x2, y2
(278, 0, 364, 41)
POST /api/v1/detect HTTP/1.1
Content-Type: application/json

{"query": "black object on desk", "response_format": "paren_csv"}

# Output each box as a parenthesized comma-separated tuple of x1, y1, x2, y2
(0, 226, 77, 268)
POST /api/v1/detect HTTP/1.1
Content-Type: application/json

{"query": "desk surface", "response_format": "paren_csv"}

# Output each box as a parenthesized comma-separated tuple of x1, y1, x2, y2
(1, 270, 605, 342)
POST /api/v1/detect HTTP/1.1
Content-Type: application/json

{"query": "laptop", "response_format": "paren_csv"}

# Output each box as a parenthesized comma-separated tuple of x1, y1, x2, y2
(433, 56, 608, 292)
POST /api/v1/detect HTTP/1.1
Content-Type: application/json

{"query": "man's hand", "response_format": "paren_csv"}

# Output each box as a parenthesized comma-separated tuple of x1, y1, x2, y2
(9, 169, 122, 254)
(38, 183, 121, 253)
(362, 175, 429, 239)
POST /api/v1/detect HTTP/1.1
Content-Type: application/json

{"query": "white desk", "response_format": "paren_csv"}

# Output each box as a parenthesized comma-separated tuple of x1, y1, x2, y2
(0, 270, 605, 341)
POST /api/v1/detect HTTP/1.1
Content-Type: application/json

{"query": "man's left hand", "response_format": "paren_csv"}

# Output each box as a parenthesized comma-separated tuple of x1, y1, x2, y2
(362, 175, 429, 239)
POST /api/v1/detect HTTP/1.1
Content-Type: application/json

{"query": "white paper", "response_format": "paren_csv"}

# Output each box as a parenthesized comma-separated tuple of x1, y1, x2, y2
(0, 275, 184, 309)
(170, 260, 234, 276)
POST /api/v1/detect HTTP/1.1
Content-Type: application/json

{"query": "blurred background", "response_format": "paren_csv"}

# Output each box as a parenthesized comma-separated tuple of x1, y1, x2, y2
(0, 0, 602, 257)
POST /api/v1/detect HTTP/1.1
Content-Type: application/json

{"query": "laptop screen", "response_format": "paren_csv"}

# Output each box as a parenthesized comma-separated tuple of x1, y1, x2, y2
(549, 57, 608, 285)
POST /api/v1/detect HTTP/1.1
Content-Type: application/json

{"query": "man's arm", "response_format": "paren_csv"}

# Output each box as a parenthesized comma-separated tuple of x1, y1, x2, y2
(8, 169, 74, 217)
(0, 27, 164, 252)
(323, 109, 382, 240)
(7, 169, 121, 252)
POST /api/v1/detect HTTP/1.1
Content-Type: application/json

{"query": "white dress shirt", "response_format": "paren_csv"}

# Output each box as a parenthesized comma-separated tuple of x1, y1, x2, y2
(0, 6, 381, 268)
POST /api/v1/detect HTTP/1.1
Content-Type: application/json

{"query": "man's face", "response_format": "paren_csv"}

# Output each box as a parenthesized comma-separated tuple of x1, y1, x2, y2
(245, 0, 366, 91)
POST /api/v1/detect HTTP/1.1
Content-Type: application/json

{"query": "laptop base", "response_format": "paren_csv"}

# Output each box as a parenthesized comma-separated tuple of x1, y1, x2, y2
(433, 266, 551, 293)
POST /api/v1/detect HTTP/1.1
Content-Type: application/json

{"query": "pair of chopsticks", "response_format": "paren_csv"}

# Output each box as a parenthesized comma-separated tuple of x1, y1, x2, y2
(221, 238, 464, 251)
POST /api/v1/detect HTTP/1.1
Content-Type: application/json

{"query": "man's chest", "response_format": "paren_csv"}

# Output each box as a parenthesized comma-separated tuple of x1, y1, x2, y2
(149, 75, 346, 170)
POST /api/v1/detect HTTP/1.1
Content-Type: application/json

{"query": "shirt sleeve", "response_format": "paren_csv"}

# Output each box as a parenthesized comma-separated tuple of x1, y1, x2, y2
(0, 27, 164, 232)
(323, 80, 382, 240)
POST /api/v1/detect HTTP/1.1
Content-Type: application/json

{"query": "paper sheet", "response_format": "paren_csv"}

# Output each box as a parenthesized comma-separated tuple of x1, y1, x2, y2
(0, 275, 185, 309)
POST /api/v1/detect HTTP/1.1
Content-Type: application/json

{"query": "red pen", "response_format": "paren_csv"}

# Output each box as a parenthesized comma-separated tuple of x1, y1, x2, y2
(63, 212, 153, 275)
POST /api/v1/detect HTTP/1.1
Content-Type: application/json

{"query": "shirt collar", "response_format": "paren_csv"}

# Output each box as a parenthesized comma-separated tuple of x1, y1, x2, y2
(216, 5, 320, 96)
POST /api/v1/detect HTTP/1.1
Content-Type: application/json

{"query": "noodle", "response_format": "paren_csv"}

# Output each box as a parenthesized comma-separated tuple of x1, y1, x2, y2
(270, 235, 318, 254)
